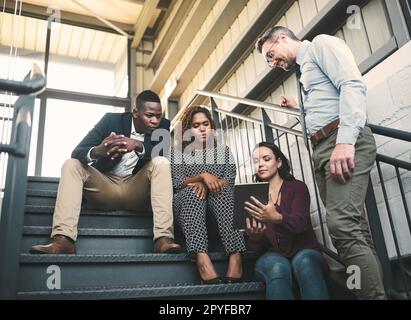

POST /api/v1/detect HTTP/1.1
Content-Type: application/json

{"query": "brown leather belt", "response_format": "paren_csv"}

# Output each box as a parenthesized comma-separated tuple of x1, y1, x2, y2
(310, 119, 340, 145)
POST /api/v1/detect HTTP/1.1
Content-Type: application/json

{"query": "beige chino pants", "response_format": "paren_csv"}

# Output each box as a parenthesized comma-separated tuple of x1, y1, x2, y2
(51, 157, 174, 241)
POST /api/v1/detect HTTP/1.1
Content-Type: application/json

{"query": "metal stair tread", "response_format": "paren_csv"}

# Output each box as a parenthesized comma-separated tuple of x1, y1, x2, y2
(17, 281, 265, 299)
(25, 205, 151, 216)
(28, 176, 59, 183)
(20, 252, 258, 263)
(26, 189, 57, 197)
(23, 226, 153, 237)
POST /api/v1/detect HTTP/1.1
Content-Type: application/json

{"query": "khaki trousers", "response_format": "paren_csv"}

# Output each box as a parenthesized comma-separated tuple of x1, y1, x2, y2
(51, 157, 174, 241)
(312, 126, 386, 300)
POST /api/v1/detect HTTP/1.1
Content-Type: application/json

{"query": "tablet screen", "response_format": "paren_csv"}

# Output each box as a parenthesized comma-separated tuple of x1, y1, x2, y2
(233, 182, 269, 230)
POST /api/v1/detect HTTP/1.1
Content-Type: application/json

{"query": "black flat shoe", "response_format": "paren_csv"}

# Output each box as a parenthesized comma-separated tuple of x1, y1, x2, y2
(224, 276, 242, 284)
(201, 277, 223, 285)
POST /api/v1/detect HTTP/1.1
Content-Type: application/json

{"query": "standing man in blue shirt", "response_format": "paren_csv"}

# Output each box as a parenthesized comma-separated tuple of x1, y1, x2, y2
(256, 26, 385, 300)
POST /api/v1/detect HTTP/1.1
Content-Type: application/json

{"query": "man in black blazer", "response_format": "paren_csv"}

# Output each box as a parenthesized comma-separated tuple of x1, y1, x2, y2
(30, 90, 181, 254)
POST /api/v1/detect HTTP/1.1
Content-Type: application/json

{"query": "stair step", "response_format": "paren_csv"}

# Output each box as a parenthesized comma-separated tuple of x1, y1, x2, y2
(19, 253, 259, 292)
(18, 282, 265, 300)
(22, 226, 224, 254)
(24, 205, 154, 229)
(27, 176, 59, 191)
(26, 189, 58, 206)
(22, 226, 155, 255)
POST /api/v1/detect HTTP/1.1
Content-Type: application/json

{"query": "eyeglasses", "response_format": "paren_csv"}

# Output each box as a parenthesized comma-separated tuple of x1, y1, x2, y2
(263, 37, 279, 65)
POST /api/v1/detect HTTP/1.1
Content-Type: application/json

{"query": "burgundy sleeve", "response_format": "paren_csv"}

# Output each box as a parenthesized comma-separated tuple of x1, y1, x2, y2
(279, 182, 311, 234)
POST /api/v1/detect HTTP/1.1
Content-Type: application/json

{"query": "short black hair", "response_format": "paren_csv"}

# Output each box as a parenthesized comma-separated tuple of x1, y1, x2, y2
(256, 26, 300, 53)
(136, 90, 161, 110)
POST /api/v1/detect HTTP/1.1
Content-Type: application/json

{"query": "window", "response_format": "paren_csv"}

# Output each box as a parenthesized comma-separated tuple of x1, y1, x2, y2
(47, 23, 128, 97)
(41, 99, 125, 177)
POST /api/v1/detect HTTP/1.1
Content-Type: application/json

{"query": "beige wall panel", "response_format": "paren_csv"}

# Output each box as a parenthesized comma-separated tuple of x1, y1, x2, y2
(257, 0, 268, 9)
(236, 64, 247, 96)
(222, 30, 232, 56)
(15, 17, 25, 49)
(334, 29, 345, 40)
(243, 53, 257, 88)
(271, 86, 288, 125)
(97, 34, 115, 62)
(227, 74, 238, 109)
(276, 15, 287, 28)
(78, 29, 94, 60)
(246, 0, 259, 22)
(298, 0, 318, 27)
(219, 83, 229, 109)
(238, 6, 249, 33)
(216, 41, 225, 63)
(342, 14, 372, 64)
(315, 0, 331, 11)
(227, 74, 238, 96)
(56, 25, 72, 56)
(24, 18, 37, 51)
(210, 51, 218, 77)
(253, 49, 267, 78)
(204, 58, 212, 85)
(35, 19, 47, 53)
(362, 0, 392, 53)
(197, 66, 205, 89)
(88, 31, 105, 60)
(283, 73, 298, 98)
(230, 18, 241, 44)
(285, 1, 303, 35)
(192, 74, 199, 93)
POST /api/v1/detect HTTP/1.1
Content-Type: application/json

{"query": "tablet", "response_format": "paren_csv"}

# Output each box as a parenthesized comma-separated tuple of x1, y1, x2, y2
(233, 182, 269, 230)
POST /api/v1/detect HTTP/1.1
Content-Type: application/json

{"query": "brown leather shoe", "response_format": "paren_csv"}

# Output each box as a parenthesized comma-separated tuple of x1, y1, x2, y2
(30, 235, 76, 254)
(154, 237, 181, 253)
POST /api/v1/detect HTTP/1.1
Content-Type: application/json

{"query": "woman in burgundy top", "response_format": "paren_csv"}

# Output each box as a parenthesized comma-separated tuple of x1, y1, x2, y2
(245, 142, 329, 300)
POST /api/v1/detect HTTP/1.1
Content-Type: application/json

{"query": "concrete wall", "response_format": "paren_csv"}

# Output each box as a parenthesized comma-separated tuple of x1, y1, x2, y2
(364, 41, 411, 258)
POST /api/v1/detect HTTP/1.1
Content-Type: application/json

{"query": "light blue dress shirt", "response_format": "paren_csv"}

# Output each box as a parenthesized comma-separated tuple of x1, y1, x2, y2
(296, 35, 367, 145)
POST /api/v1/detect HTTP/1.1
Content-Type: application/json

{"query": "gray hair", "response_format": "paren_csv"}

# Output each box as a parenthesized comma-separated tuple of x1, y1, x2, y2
(256, 26, 300, 53)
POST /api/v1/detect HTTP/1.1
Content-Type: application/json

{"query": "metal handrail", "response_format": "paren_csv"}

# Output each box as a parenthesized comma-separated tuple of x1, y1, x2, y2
(0, 65, 44, 299)
(0, 64, 46, 95)
(170, 90, 300, 130)
(0, 64, 45, 157)
(369, 124, 411, 142)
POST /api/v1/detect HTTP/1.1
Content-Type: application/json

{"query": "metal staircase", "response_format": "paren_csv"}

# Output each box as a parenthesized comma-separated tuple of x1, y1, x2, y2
(16, 175, 357, 300)
(17, 176, 265, 300)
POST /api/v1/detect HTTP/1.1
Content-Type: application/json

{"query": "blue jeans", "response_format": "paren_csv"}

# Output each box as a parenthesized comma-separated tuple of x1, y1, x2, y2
(255, 249, 330, 300)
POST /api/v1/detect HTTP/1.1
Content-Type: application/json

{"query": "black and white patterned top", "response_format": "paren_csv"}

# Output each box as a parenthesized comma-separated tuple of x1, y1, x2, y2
(170, 145, 236, 192)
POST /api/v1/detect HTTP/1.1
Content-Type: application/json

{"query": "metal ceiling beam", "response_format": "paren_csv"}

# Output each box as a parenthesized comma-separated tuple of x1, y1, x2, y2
(119, 0, 171, 10)
(3, 0, 134, 34)
(71, 0, 132, 38)
(131, 0, 160, 48)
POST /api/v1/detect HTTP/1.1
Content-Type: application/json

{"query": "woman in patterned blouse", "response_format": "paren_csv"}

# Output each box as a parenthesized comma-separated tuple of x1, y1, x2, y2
(171, 106, 246, 284)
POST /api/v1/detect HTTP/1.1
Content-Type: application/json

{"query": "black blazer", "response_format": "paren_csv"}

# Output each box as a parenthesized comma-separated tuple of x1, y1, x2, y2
(71, 112, 170, 174)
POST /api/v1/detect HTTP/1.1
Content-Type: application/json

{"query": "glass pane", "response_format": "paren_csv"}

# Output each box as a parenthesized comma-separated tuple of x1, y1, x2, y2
(42, 99, 125, 177)
(0, 13, 46, 81)
(28, 99, 40, 176)
(47, 23, 128, 97)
